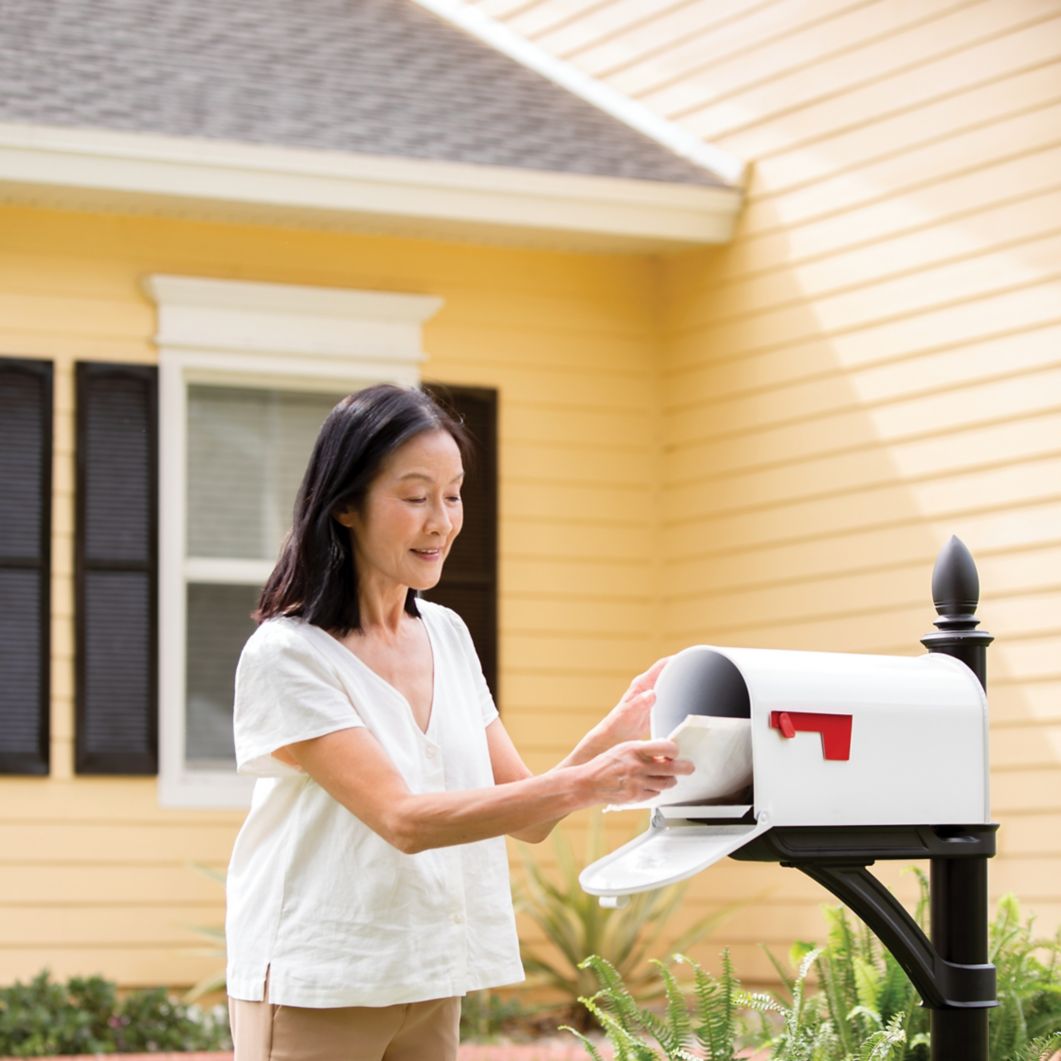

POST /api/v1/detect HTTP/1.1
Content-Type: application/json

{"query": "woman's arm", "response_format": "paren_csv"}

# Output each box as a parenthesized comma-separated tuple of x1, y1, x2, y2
(486, 657, 672, 843)
(484, 720, 590, 844)
(283, 724, 690, 854)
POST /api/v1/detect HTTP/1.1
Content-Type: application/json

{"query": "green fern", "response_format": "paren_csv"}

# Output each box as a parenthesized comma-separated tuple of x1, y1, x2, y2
(854, 1012, 907, 1061)
(564, 886, 1060, 1061)
(991, 896, 1061, 1061)
(680, 950, 742, 1059)
(559, 1025, 608, 1061)
(757, 881, 1058, 1061)
(567, 950, 755, 1060)
(651, 960, 692, 1053)
(1016, 1030, 1061, 1060)
(579, 994, 659, 1061)
(580, 955, 647, 1032)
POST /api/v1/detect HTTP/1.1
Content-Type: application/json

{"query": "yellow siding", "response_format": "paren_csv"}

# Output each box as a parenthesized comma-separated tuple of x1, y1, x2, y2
(0, 204, 664, 986)
(473, 0, 1061, 978)
(5, 0, 1060, 998)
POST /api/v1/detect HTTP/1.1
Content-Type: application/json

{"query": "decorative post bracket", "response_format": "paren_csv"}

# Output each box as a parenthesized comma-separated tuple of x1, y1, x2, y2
(731, 823, 998, 1010)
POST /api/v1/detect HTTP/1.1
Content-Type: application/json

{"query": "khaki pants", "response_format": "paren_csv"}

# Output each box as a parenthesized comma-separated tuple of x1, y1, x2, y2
(229, 991, 461, 1061)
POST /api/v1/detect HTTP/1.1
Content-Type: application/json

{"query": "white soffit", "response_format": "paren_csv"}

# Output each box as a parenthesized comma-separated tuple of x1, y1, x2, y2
(0, 122, 742, 250)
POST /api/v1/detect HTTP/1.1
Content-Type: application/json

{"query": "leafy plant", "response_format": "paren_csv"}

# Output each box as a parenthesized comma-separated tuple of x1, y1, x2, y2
(0, 970, 231, 1056)
(516, 812, 737, 1027)
(564, 882, 1061, 1061)
(459, 989, 541, 1043)
(0, 972, 116, 1057)
(1019, 1035, 1061, 1061)
(760, 875, 1060, 1061)
(746, 944, 915, 1061)
(184, 862, 228, 1002)
(990, 893, 1061, 1060)
(563, 951, 753, 1061)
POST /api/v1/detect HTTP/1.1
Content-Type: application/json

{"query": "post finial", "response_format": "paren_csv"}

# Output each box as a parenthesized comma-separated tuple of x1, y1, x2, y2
(922, 534, 992, 689)
(931, 534, 980, 623)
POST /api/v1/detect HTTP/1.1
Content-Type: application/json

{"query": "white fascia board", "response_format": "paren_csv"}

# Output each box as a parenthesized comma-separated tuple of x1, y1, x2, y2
(0, 122, 741, 249)
(409, 0, 746, 190)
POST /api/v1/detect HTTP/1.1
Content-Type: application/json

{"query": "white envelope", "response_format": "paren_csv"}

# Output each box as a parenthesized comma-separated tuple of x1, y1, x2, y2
(663, 714, 752, 803)
(610, 714, 753, 811)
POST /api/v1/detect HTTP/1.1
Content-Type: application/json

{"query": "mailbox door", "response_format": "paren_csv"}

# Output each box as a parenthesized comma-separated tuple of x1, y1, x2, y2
(579, 818, 772, 898)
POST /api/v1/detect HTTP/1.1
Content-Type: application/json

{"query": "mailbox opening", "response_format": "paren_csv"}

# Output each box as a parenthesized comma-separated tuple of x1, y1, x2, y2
(651, 647, 755, 808)
(652, 647, 751, 731)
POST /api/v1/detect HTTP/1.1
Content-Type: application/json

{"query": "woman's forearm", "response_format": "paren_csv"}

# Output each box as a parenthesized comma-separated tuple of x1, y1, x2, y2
(289, 726, 688, 855)
(384, 765, 590, 853)
(556, 723, 613, 770)
(513, 726, 635, 845)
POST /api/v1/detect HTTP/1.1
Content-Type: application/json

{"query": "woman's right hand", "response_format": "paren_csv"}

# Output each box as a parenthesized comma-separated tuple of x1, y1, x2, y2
(580, 739, 693, 805)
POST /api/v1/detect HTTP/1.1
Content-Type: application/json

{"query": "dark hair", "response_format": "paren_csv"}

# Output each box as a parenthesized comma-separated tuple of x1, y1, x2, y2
(255, 383, 471, 633)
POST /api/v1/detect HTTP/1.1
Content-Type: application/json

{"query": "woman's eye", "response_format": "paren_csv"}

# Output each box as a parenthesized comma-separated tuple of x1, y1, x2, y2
(406, 497, 427, 504)
(446, 495, 462, 504)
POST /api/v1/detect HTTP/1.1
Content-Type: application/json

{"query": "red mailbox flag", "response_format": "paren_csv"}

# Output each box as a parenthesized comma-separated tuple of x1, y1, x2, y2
(769, 711, 853, 760)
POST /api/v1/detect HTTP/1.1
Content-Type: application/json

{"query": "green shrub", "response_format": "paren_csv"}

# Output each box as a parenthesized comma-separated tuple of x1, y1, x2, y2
(754, 877, 1061, 1060)
(0, 971, 231, 1057)
(459, 989, 541, 1043)
(990, 894, 1061, 1059)
(565, 884, 1061, 1061)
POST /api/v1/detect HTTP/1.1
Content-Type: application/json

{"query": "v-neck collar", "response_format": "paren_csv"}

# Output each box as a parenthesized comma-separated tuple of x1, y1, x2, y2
(297, 613, 439, 739)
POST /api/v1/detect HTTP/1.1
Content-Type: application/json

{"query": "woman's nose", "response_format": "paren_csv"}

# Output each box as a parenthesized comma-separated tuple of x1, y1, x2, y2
(426, 500, 452, 534)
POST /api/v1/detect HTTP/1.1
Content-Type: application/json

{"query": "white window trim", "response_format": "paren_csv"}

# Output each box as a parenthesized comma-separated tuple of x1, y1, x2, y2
(144, 274, 442, 808)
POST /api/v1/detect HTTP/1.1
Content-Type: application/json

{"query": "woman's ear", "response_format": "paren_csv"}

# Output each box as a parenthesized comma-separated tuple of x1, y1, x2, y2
(333, 504, 357, 529)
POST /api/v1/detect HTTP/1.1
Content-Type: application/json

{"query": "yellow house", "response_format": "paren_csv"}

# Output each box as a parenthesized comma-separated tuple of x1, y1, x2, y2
(0, 0, 1057, 995)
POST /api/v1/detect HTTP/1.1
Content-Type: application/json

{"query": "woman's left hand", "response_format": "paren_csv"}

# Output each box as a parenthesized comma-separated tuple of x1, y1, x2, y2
(594, 656, 670, 748)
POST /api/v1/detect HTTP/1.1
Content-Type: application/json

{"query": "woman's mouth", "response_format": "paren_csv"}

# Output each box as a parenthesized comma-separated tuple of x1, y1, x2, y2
(412, 548, 442, 560)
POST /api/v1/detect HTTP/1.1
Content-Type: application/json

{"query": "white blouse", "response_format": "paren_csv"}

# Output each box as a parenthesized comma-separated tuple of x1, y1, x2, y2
(224, 599, 524, 1008)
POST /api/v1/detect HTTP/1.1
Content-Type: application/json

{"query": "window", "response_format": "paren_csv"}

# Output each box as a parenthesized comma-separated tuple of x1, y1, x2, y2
(183, 383, 349, 767)
(145, 275, 441, 806)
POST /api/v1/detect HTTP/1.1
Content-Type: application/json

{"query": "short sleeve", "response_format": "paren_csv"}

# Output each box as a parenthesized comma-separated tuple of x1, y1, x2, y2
(469, 637, 500, 727)
(423, 600, 498, 728)
(233, 620, 364, 777)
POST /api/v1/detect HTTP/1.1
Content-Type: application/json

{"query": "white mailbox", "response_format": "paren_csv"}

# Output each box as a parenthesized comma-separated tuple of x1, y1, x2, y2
(580, 645, 989, 899)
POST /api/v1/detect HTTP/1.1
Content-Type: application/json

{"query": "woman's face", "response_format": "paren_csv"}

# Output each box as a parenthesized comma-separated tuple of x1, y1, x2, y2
(337, 429, 464, 594)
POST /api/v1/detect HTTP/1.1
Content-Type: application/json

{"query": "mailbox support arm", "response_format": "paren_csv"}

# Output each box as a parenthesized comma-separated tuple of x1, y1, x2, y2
(731, 823, 998, 1012)
(794, 862, 995, 1011)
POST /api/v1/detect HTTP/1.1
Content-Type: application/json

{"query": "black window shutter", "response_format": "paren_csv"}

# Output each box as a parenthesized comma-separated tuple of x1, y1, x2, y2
(422, 384, 499, 700)
(0, 358, 52, 775)
(75, 363, 158, 774)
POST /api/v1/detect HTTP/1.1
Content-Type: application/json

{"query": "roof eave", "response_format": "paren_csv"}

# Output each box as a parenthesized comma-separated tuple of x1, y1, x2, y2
(0, 122, 742, 251)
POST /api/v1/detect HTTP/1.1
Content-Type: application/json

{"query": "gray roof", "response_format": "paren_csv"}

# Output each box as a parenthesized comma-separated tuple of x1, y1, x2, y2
(0, 0, 725, 186)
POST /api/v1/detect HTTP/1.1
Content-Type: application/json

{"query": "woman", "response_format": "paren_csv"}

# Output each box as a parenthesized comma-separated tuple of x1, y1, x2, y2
(225, 384, 691, 1061)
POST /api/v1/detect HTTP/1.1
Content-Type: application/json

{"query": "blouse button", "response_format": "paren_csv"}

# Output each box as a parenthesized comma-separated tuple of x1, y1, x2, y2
(425, 745, 437, 759)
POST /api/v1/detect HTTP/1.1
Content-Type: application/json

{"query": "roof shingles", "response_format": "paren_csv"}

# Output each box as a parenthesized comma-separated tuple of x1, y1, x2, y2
(0, 0, 724, 186)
